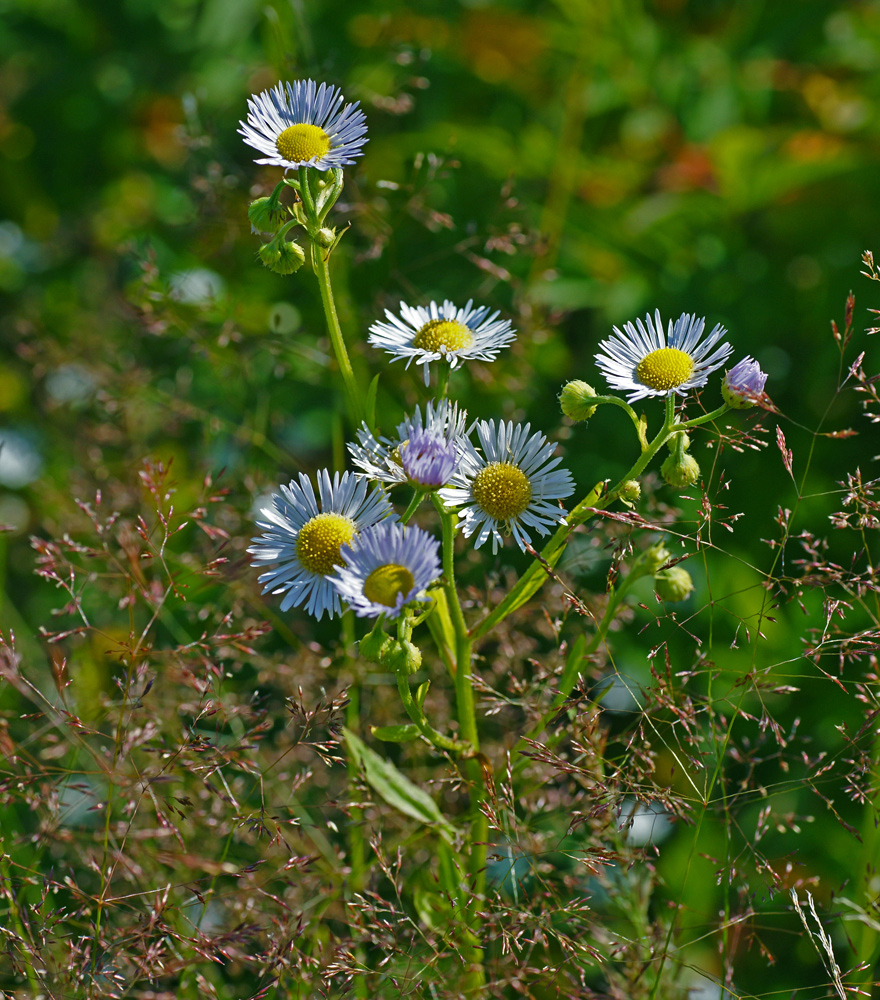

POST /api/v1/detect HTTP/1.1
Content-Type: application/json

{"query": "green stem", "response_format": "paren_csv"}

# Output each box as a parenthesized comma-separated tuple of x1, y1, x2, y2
(400, 489, 424, 525)
(309, 240, 365, 428)
(344, 611, 369, 1000)
(0, 847, 40, 997)
(432, 495, 486, 990)
(393, 617, 470, 754)
(393, 667, 469, 753)
(856, 723, 880, 979)
(586, 394, 644, 440)
(436, 364, 451, 399)
(678, 402, 729, 431)
(298, 167, 365, 428)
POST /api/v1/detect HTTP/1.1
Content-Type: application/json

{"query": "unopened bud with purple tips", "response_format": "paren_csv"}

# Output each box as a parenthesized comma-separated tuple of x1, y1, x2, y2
(722, 356, 767, 409)
(400, 429, 458, 489)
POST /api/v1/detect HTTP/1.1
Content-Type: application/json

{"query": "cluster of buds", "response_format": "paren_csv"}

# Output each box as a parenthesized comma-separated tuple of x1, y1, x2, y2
(359, 627, 422, 675)
(258, 233, 306, 275)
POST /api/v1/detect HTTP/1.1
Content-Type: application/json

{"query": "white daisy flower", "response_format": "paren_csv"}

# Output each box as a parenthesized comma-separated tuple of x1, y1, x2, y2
(249, 470, 394, 620)
(438, 419, 575, 554)
(239, 80, 368, 172)
(595, 309, 734, 403)
(368, 299, 516, 386)
(329, 523, 441, 620)
(348, 399, 468, 489)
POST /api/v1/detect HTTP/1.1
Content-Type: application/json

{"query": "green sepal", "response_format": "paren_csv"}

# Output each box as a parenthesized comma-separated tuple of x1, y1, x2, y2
(370, 724, 421, 743)
(344, 729, 455, 842)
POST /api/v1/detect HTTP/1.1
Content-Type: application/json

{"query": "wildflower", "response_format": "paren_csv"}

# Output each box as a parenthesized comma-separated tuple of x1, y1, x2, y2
(348, 400, 467, 489)
(249, 470, 395, 620)
(722, 356, 768, 409)
(439, 419, 574, 553)
(330, 523, 441, 620)
(559, 380, 598, 421)
(596, 309, 733, 403)
(368, 299, 516, 386)
(655, 564, 694, 602)
(239, 80, 368, 172)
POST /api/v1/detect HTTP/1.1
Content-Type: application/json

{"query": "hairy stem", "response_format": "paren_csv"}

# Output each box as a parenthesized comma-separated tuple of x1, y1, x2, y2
(432, 495, 486, 990)
(299, 167, 365, 428)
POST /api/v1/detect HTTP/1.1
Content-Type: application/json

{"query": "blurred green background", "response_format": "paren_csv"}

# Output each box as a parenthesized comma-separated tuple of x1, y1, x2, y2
(2, 0, 880, 996)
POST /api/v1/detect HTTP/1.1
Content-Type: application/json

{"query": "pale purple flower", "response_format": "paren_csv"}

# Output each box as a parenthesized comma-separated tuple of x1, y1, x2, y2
(399, 429, 457, 489)
(722, 356, 767, 409)
(348, 399, 467, 489)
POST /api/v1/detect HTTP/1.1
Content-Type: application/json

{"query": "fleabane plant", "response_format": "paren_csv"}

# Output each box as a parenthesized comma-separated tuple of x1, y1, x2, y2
(242, 77, 770, 993)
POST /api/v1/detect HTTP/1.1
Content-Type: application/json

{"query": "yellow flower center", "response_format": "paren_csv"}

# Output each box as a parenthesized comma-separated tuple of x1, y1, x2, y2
(412, 319, 475, 353)
(471, 462, 532, 521)
(635, 348, 695, 391)
(296, 512, 355, 575)
(363, 563, 416, 607)
(276, 123, 332, 164)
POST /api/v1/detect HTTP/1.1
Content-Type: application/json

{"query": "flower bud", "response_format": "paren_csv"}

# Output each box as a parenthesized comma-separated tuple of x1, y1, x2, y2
(619, 479, 641, 504)
(381, 639, 422, 675)
(661, 451, 700, 488)
(259, 239, 306, 275)
(722, 356, 768, 409)
(359, 628, 392, 664)
(316, 227, 337, 248)
(248, 196, 286, 233)
(655, 565, 694, 602)
(643, 543, 671, 576)
(559, 380, 598, 421)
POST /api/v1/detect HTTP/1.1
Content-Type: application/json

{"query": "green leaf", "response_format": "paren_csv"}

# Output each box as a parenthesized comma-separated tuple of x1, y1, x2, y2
(412, 884, 453, 931)
(558, 632, 587, 694)
(416, 680, 430, 712)
(424, 588, 455, 676)
(365, 373, 380, 430)
(370, 724, 421, 743)
(344, 729, 455, 842)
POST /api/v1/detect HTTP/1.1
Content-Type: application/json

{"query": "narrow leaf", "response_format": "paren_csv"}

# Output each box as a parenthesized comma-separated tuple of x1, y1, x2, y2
(416, 681, 430, 712)
(424, 588, 455, 676)
(558, 632, 587, 694)
(344, 729, 455, 841)
(365, 373, 381, 430)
